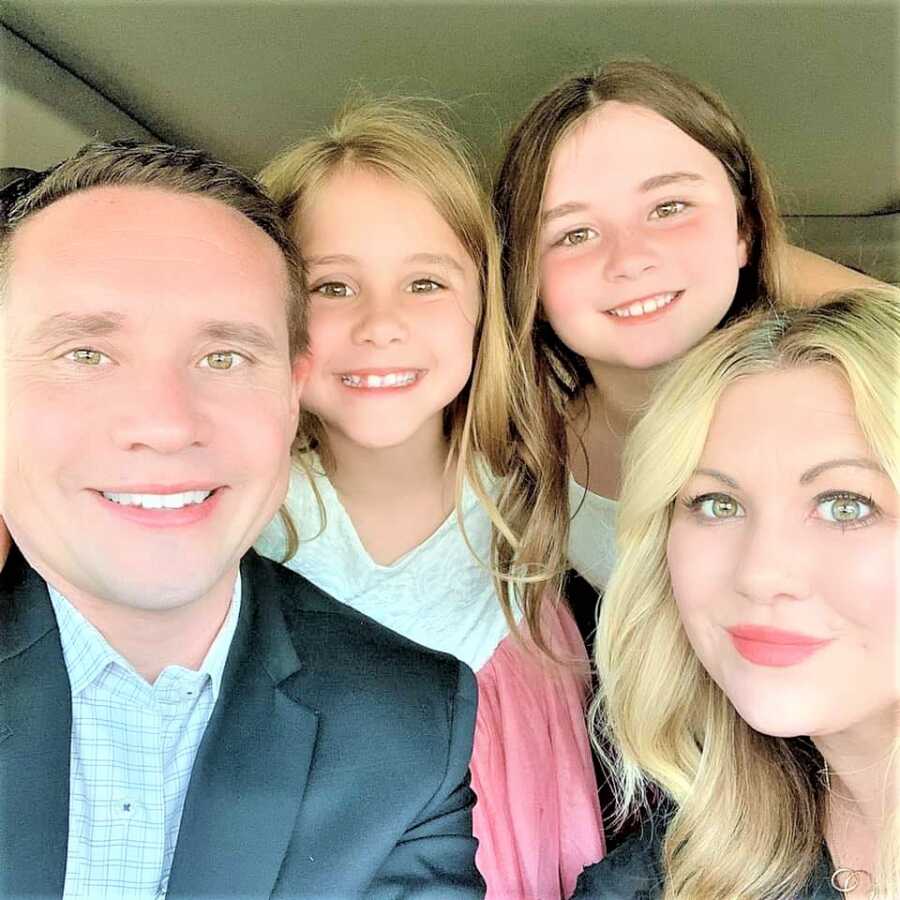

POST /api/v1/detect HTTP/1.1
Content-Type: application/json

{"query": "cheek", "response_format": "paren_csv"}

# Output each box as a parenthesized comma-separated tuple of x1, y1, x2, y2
(673, 216, 743, 279)
(540, 254, 595, 318)
(818, 530, 898, 640)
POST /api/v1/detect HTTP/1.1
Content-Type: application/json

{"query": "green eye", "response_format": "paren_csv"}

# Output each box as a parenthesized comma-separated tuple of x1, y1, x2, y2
(560, 228, 594, 246)
(67, 349, 106, 366)
(651, 200, 687, 219)
(817, 493, 875, 525)
(689, 492, 744, 519)
(202, 351, 244, 370)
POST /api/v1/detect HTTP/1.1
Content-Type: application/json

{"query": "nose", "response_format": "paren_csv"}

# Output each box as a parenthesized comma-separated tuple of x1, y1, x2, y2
(602, 228, 660, 282)
(733, 515, 812, 605)
(350, 294, 409, 347)
(110, 368, 211, 453)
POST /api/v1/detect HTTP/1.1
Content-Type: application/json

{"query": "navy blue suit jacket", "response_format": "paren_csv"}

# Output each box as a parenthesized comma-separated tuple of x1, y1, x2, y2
(0, 548, 484, 898)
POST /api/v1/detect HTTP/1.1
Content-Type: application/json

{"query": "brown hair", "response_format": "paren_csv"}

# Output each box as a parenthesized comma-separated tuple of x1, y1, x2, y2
(494, 58, 784, 406)
(260, 100, 570, 655)
(0, 139, 308, 356)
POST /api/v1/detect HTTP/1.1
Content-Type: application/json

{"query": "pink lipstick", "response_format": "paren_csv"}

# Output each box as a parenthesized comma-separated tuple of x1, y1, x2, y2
(727, 625, 832, 668)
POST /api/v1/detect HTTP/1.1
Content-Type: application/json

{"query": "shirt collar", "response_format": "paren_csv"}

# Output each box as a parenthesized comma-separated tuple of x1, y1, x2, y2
(48, 575, 242, 702)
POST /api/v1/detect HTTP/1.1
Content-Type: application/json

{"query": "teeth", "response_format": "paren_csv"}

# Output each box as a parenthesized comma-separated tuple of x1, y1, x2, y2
(340, 371, 419, 388)
(102, 490, 212, 509)
(608, 292, 678, 318)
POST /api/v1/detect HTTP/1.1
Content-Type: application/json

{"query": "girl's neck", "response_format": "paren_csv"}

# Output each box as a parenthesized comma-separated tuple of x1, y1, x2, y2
(815, 706, 899, 893)
(324, 419, 458, 565)
(567, 361, 661, 499)
(582, 359, 661, 434)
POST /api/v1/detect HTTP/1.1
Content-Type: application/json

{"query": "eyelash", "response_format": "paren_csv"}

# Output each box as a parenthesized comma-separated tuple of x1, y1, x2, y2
(649, 200, 689, 220)
(553, 200, 690, 247)
(682, 490, 881, 530)
(813, 491, 880, 530)
(63, 348, 250, 371)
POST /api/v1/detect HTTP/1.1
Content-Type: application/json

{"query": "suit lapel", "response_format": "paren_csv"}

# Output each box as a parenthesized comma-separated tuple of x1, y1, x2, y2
(167, 553, 318, 900)
(0, 549, 71, 899)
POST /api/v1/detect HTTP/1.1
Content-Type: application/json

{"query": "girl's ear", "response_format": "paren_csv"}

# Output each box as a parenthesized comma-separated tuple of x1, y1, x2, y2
(737, 232, 749, 269)
(290, 353, 312, 416)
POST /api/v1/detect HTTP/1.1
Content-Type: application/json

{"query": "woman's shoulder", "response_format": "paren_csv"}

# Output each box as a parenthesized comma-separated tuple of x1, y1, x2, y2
(571, 829, 664, 900)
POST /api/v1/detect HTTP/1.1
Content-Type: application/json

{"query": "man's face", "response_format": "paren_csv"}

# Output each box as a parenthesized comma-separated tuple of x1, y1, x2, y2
(2, 186, 305, 613)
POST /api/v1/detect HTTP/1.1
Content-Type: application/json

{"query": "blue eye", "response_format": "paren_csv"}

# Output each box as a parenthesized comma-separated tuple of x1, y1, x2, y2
(686, 492, 744, 520)
(650, 200, 687, 220)
(816, 492, 877, 527)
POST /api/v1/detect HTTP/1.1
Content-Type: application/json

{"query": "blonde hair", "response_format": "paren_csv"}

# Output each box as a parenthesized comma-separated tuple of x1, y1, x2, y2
(591, 286, 900, 898)
(259, 100, 569, 654)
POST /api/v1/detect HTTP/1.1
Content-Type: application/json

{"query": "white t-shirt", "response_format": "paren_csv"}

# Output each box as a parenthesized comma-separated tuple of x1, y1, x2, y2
(567, 474, 618, 593)
(254, 458, 520, 673)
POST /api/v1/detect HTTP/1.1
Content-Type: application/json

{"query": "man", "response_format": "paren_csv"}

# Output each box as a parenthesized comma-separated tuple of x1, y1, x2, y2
(0, 142, 483, 899)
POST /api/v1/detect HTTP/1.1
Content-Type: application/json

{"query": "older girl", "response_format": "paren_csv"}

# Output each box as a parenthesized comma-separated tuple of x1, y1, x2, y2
(254, 102, 602, 898)
(575, 287, 899, 898)
(494, 59, 883, 593)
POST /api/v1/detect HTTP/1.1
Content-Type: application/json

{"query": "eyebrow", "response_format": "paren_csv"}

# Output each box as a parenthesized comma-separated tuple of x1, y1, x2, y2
(28, 312, 278, 354)
(541, 201, 589, 227)
(693, 467, 741, 490)
(692, 458, 887, 490)
(638, 171, 706, 193)
(799, 457, 887, 484)
(29, 311, 126, 345)
(306, 252, 466, 275)
(540, 172, 706, 228)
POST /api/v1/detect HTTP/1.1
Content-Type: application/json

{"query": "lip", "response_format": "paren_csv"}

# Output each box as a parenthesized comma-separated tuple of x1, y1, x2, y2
(92, 486, 224, 528)
(604, 290, 683, 324)
(726, 625, 832, 668)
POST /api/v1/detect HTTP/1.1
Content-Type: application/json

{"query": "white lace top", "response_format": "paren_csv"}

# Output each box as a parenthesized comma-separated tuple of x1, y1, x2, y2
(567, 474, 619, 593)
(254, 458, 519, 673)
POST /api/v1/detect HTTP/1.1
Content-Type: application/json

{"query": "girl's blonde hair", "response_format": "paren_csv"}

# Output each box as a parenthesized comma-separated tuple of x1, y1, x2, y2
(591, 286, 900, 898)
(259, 100, 569, 655)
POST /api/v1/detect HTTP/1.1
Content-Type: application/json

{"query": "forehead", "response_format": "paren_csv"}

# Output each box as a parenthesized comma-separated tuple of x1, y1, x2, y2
(299, 167, 472, 260)
(7, 185, 289, 321)
(701, 367, 868, 467)
(545, 100, 731, 198)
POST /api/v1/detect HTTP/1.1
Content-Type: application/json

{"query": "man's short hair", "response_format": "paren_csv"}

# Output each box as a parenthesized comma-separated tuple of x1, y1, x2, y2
(0, 140, 308, 355)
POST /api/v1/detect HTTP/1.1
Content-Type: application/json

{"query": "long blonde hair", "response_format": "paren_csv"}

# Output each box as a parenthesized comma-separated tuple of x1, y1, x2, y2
(259, 100, 569, 654)
(592, 286, 900, 898)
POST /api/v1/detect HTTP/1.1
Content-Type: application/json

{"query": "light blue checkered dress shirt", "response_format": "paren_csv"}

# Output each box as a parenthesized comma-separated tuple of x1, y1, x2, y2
(48, 577, 241, 899)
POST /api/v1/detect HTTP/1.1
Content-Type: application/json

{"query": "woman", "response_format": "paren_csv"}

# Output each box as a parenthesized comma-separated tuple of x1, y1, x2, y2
(494, 58, 885, 593)
(574, 286, 899, 898)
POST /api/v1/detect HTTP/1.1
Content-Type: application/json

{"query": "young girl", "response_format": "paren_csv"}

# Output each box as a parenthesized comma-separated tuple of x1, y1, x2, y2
(493, 58, 883, 593)
(254, 102, 603, 898)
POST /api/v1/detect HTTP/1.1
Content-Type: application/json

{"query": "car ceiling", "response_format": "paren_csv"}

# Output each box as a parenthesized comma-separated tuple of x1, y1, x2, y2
(2, 2, 897, 245)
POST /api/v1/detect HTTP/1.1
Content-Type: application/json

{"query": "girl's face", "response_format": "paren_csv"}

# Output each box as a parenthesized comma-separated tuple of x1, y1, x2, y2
(296, 167, 479, 452)
(668, 367, 899, 740)
(539, 101, 747, 372)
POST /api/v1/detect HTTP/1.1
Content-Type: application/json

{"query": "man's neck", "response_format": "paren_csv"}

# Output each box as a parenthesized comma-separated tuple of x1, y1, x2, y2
(52, 567, 239, 683)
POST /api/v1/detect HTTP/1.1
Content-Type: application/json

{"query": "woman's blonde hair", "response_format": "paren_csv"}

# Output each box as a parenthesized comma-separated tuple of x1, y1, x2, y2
(258, 100, 570, 655)
(591, 286, 900, 898)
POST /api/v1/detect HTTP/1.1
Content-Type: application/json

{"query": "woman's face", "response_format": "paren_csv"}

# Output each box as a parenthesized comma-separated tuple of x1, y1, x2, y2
(668, 366, 899, 739)
(296, 166, 479, 452)
(539, 102, 747, 372)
